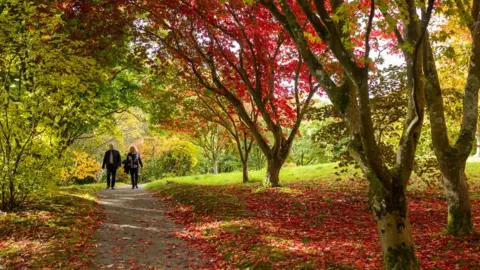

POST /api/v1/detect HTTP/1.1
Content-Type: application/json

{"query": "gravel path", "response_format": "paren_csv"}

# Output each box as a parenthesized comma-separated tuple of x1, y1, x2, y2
(92, 184, 206, 269)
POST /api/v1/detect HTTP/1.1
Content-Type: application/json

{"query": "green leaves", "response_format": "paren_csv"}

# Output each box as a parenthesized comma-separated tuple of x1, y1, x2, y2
(0, 0, 137, 210)
(397, 42, 415, 54)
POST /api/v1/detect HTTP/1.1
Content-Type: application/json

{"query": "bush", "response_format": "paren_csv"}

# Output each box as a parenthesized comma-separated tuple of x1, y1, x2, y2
(73, 176, 97, 185)
(142, 140, 198, 181)
(159, 141, 198, 176)
(61, 151, 101, 185)
(218, 154, 242, 173)
(142, 156, 165, 182)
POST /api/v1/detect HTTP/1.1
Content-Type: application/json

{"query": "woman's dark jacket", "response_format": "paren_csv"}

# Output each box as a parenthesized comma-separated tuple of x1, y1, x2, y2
(123, 153, 143, 173)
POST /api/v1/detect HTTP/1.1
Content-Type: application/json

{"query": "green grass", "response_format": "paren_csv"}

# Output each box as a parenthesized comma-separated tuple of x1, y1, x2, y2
(147, 162, 354, 189)
(466, 159, 480, 178)
(147, 161, 480, 190)
(59, 183, 106, 195)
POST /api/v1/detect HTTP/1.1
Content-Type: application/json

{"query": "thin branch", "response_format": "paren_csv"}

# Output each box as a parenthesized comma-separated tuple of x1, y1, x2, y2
(379, 9, 405, 46)
(364, 0, 375, 71)
(405, 0, 435, 136)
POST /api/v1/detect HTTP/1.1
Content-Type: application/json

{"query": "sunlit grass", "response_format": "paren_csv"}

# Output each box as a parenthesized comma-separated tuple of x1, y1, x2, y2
(466, 159, 480, 179)
(58, 183, 104, 201)
(146, 161, 480, 191)
(146, 162, 357, 189)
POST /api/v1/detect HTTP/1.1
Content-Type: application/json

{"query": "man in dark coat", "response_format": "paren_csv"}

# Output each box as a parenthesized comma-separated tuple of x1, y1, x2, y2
(102, 143, 122, 189)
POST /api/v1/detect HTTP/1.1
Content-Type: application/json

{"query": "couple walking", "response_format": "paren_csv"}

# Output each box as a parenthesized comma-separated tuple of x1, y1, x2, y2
(101, 143, 143, 189)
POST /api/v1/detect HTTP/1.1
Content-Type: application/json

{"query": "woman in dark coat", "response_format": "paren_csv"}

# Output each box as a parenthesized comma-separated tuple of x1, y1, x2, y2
(127, 145, 143, 189)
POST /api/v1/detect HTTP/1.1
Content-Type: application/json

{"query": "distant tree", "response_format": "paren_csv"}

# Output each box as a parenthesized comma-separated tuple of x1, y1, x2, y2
(193, 123, 230, 175)
(142, 66, 256, 182)
(159, 140, 198, 177)
(61, 151, 101, 184)
(290, 121, 330, 166)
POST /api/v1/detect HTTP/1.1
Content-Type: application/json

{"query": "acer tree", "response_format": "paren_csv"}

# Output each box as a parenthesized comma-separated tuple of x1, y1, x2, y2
(421, 1, 480, 235)
(141, 65, 256, 182)
(184, 93, 256, 181)
(131, 0, 319, 186)
(257, 0, 435, 268)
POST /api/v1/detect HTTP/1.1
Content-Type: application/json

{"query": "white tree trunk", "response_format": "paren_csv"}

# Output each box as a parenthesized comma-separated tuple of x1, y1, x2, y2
(213, 158, 218, 175)
(476, 133, 480, 157)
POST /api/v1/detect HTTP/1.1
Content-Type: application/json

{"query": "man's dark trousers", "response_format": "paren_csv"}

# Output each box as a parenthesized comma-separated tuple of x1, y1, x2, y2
(106, 164, 117, 188)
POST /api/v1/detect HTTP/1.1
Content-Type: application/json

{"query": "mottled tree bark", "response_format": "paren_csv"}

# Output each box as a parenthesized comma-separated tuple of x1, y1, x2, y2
(259, 0, 433, 268)
(213, 158, 219, 175)
(422, 5, 480, 235)
(264, 158, 282, 187)
(439, 160, 473, 235)
(1, 183, 5, 212)
(476, 133, 480, 157)
(369, 175, 419, 269)
(376, 212, 418, 269)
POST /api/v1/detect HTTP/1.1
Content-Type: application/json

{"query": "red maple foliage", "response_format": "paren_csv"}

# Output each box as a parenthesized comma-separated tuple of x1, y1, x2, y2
(152, 183, 480, 269)
(131, 0, 322, 185)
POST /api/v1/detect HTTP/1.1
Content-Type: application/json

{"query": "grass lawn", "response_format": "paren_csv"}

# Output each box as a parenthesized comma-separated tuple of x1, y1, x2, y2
(148, 162, 354, 187)
(0, 184, 106, 269)
(147, 162, 480, 269)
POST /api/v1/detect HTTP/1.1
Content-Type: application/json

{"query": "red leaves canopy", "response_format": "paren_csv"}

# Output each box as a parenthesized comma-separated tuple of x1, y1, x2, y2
(136, 0, 318, 129)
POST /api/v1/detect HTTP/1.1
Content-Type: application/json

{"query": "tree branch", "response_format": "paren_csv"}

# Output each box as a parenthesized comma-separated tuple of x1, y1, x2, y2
(364, 0, 375, 71)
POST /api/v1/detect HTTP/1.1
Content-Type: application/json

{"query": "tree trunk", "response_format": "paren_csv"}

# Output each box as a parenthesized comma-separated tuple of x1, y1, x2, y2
(423, 17, 478, 236)
(1, 183, 5, 211)
(438, 163, 473, 235)
(213, 158, 218, 174)
(264, 158, 282, 187)
(9, 177, 15, 211)
(376, 212, 418, 269)
(242, 161, 249, 183)
(370, 177, 419, 270)
(476, 133, 480, 157)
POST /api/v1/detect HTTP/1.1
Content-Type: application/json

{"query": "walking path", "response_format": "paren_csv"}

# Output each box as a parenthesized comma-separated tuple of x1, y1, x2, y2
(92, 184, 206, 269)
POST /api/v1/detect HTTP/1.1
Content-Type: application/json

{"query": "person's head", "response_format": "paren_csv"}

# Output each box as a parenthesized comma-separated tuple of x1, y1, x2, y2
(108, 143, 114, 150)
(129, 145, 138, 154)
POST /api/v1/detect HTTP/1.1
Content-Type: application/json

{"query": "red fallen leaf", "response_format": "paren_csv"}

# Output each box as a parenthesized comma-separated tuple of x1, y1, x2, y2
(151, 183, 480, 269)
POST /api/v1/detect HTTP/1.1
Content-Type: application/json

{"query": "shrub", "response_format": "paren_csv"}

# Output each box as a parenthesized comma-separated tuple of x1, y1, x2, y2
(159, 141, 198, 176)
(61, 151, 101, 185)
(142, 140, 198, 181)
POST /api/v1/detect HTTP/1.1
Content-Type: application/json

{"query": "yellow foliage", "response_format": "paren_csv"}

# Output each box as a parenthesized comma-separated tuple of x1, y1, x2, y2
(61, 151, 101, 183)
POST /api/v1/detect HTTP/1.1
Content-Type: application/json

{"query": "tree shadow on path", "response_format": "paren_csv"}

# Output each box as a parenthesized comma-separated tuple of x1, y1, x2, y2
(92, 184, 208, 269)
